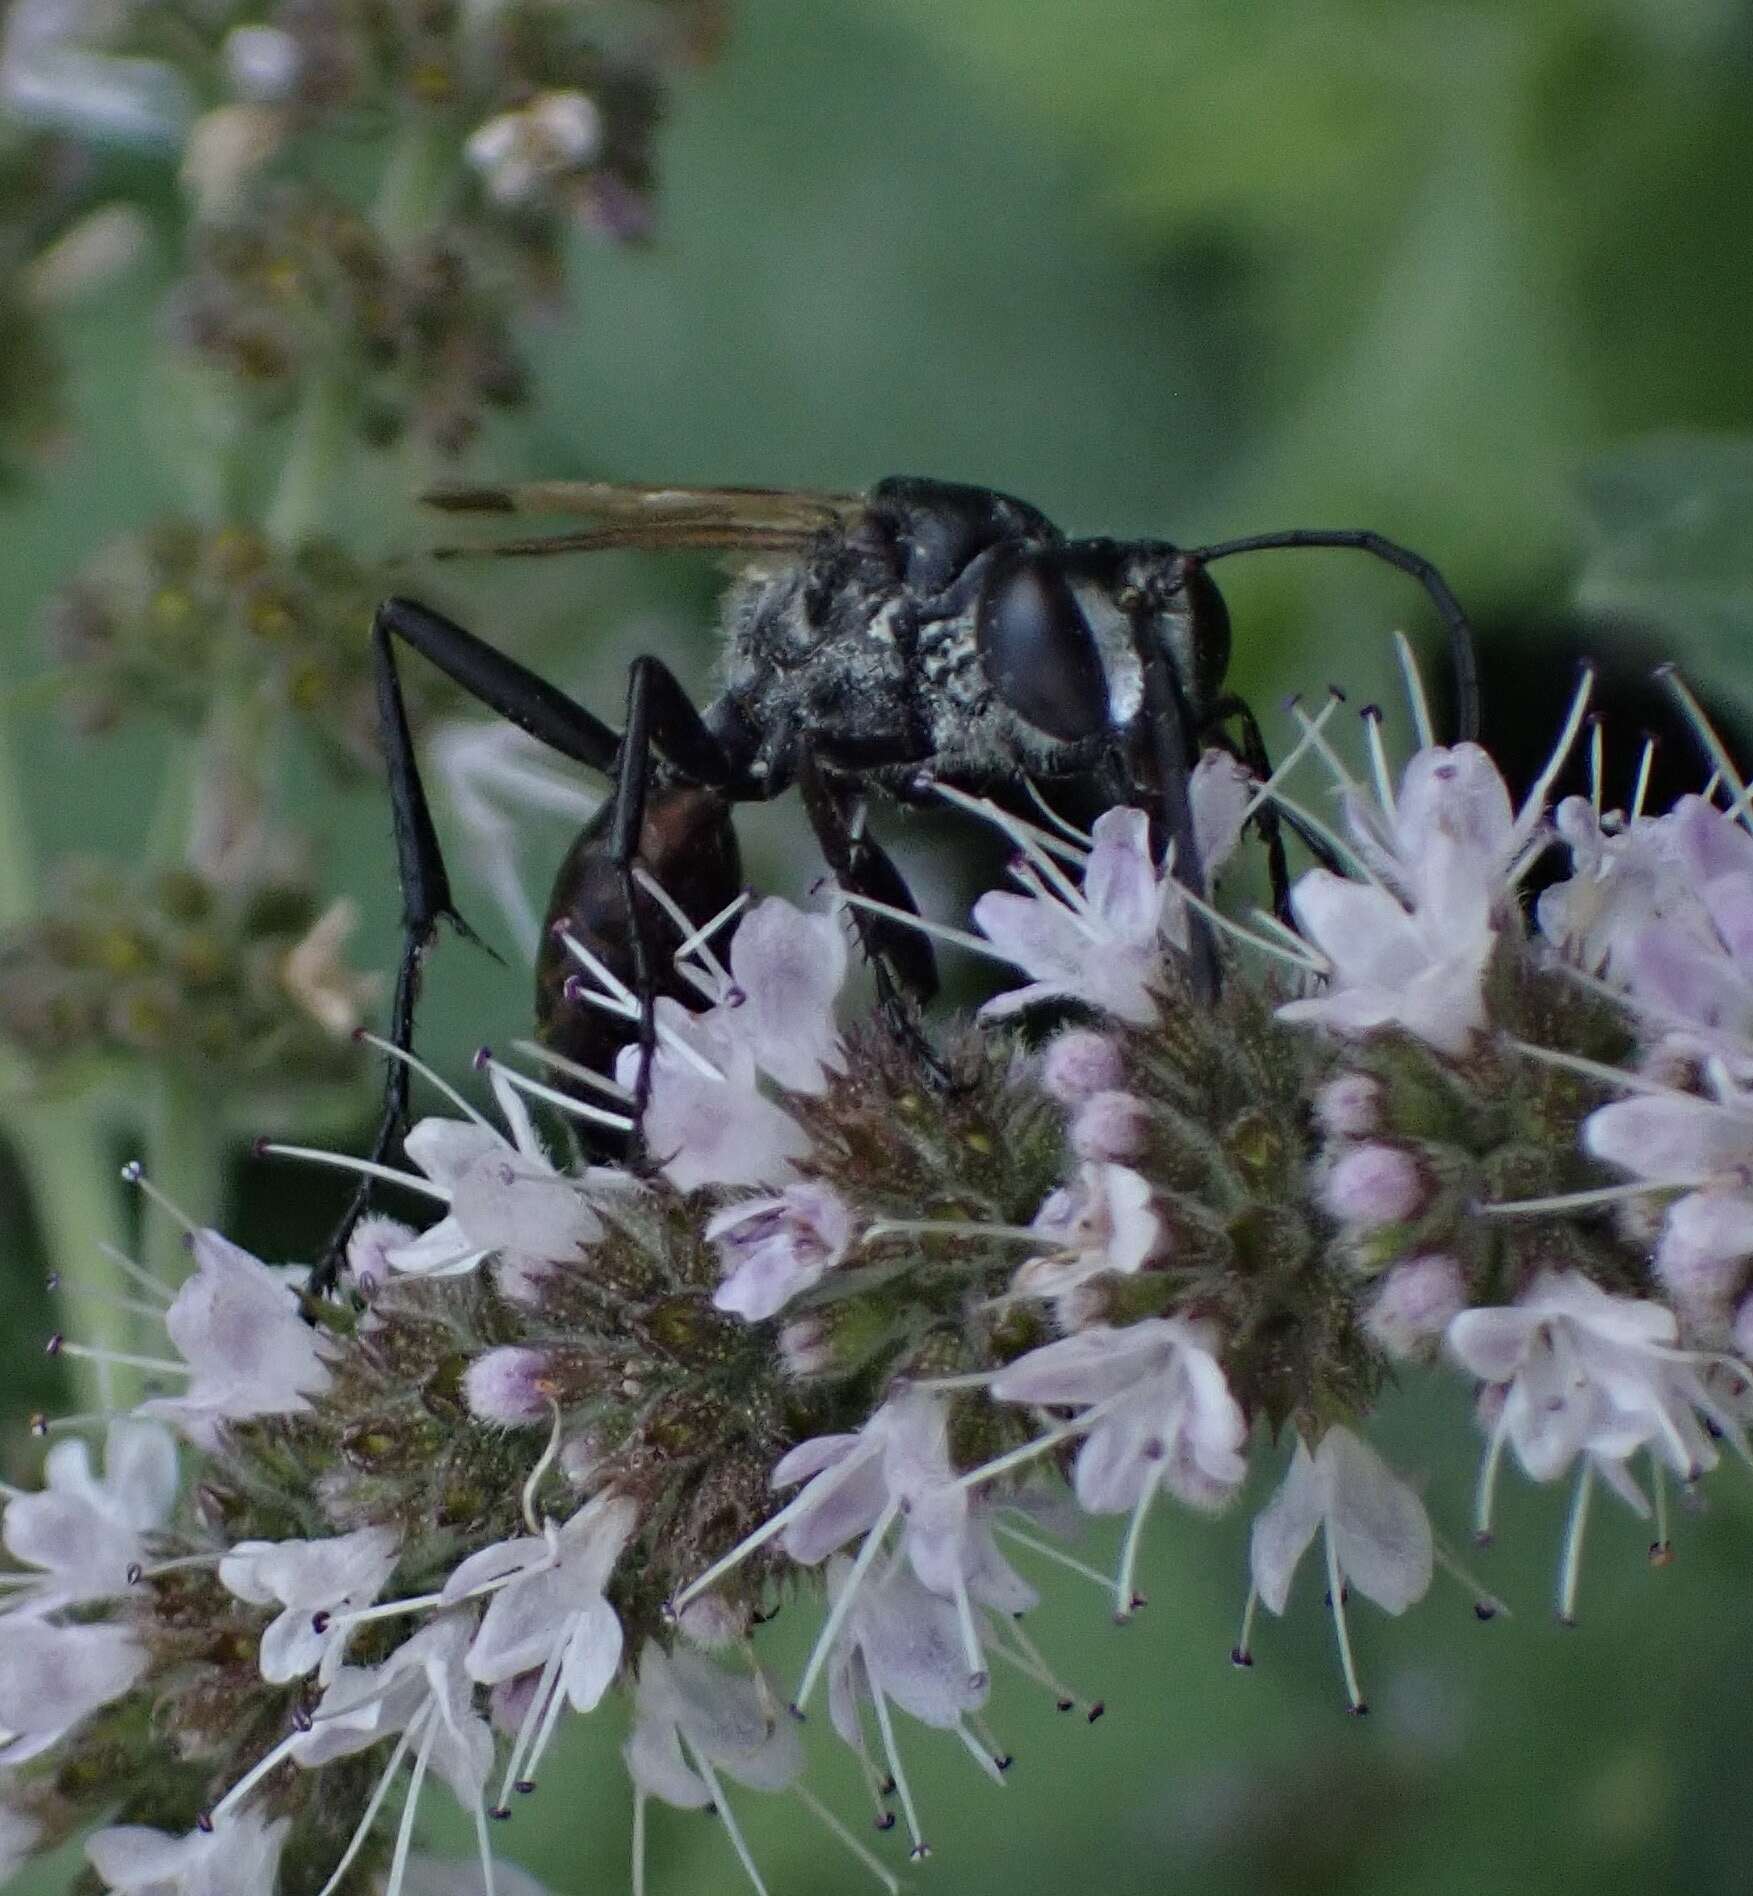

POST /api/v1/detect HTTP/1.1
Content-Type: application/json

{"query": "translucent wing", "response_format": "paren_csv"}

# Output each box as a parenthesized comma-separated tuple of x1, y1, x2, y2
(422, 480, 866, 561)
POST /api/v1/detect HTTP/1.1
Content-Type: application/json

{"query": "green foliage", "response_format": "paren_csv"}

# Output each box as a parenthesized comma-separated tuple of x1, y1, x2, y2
(1577, 432, 1753, 706)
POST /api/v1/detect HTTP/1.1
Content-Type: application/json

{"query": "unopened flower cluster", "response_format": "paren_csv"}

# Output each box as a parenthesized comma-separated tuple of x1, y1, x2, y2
(0, 0, 719, 471)
(5, 665, 1753, 1895)
(0, 853, 373, 1092)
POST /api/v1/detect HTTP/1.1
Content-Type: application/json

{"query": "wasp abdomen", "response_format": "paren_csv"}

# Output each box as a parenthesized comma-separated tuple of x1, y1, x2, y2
(535, 786, 743, 1087)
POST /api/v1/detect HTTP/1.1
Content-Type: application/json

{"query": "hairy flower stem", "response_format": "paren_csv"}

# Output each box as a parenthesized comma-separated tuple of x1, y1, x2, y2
(371, 112, 461, 248)
(10, 1104, 128, 1412)
(141, 1064, 225, 1299)
(0, 710, 130, 1410)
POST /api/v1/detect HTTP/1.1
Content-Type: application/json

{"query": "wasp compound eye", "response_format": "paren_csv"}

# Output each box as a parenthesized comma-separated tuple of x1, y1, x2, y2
(977, 551, 1110, 742)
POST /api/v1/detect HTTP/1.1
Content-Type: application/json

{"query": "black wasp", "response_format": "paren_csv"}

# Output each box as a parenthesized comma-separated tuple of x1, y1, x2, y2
(318, 475, 1477, 1289)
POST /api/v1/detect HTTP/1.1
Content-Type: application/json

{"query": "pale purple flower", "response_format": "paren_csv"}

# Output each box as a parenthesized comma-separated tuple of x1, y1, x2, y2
(382, 1082, 608, 1279)
(0, 1618, 146, 1764)
(617, 1001, 811, 1192)
(86, 1810, 288, 1895)
(1547, 796, 1753, 1076)
(137, 1231, 333, 1438)
(1, 1417, 178, 1614)
(609, 898, 848, 1191)
(706, 1183, 855, 1321)
(1364, 1257, 1467, 1361)
(1652, 1190, 1753, 1310)
(771, 1392, 1033, 1619)
(286, 1616, 493, 1816)
(624, 1642, 802, 1813)
(1011, 1161, 1161, 1312)
(991, 1318, 1249, 1515)
(1446, 1270, 1746, 1486)
(1535, 795, 1699, 977)
(219, 1525, 401, 1684)
(1249, 1427, 1433, 1620)
(1587, 1084, 1753, 1316)
(974, 807, 1182, 1025)
(822, 1550, 999, 1856)
(1279, 867, 1494, 1055)
(1351, 743, 1520, 900)
(1278, 737, 1552, 1056)
(716, 898, 849, 1094)
(443, 1492, 637, 1714)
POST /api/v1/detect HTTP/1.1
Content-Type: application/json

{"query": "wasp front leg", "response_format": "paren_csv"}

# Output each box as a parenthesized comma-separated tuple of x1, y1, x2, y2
(794, 751, 954, 1086)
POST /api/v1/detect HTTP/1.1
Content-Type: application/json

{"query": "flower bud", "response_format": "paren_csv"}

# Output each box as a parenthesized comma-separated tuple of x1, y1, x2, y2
(1070, 1090, 1150, 1163)
(1314, 1073, 1381, 1139)
(1042, 1029, 1124, 1104)
(464, 1347, 554, 1425)
(677, 1593, 747, 1651)
(1364, 1256, 1466, 1360)
(778, 1316, 832, 1378)
(223, 25, 303, 102)
(346, 1214, 415, 1290)
(492, 1252, 558, 1308)
(1323, 1143, 1424, 1229)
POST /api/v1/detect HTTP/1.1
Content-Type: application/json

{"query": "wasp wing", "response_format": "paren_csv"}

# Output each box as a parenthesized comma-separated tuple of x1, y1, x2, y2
(422, 480, 866, 561)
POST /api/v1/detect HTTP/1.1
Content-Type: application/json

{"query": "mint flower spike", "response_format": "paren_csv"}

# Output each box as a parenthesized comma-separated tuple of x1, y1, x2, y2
(1241, 1427, 1435, 1714)
(85, 1811, 289, 1896)
(0, 1416, 177, 1614)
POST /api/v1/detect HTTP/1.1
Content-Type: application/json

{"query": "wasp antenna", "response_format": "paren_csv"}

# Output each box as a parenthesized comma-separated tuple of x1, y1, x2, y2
(422, 485, 518, 514)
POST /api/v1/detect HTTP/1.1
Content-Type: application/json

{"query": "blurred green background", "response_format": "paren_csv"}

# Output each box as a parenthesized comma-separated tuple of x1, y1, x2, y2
(7, 0, 1753, 1890)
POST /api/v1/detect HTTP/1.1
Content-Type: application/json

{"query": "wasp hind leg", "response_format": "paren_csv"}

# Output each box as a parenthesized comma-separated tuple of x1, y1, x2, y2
(309, 598, 630, 1295)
